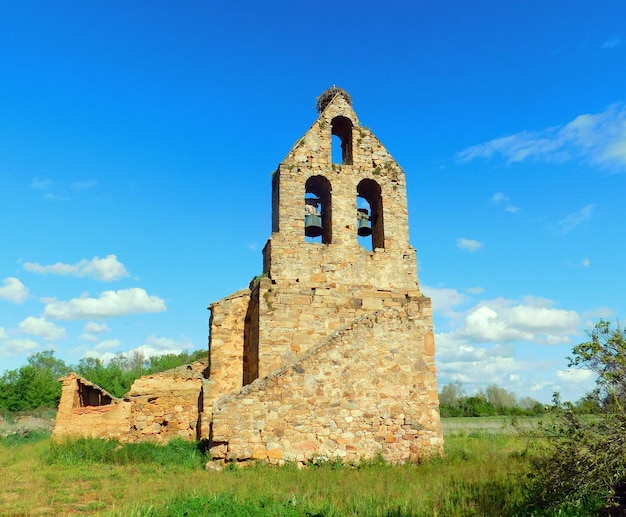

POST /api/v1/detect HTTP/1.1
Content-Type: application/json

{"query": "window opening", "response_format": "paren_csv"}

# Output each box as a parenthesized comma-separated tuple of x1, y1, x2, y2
(331, 116, 353, 165)
(305, 176, 332, 243)
(357, 196, 373, 251)
(331, 134, 343, 164)
(77, 379, 113, 407)
(357, 179, 384, 249)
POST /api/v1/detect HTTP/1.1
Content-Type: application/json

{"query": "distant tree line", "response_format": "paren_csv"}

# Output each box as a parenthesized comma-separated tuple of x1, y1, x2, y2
(0, 349, 207, 413)
(438, 382, 547, 417)
(439, 379, 606, 418)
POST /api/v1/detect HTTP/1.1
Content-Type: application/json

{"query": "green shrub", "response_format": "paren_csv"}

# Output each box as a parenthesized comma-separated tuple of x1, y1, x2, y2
(523, 320, 626, 514)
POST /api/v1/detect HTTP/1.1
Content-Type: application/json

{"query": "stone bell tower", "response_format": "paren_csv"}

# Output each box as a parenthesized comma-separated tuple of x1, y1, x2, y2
(208, 88, 443, 464)
(257, 88, 427, 375)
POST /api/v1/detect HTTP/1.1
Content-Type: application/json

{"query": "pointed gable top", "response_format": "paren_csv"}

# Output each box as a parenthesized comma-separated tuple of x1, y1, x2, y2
(316, 86, 352, 113)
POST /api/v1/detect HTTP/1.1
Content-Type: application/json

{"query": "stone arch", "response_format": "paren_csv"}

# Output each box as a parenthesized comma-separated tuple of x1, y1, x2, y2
(305, 175, 332, 244)
(331, 116, 353, 165)
(357, 179, 384, 249)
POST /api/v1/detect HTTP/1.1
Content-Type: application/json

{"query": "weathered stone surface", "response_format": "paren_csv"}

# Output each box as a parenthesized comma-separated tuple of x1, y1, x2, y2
(53, 88, 443, 462)
(210, 307, 442, 464)
(52, 362, 207, 443)
(53, 374, 131, 441)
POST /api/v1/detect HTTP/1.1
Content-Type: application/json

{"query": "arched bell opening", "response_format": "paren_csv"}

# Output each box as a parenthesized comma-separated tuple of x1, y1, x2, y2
(357, 179, 384, 250)
(331, 134, 343, 165)
(331, 116, 353, 165)
(305, 175, 332, 244)
(356, 196, 373, 251)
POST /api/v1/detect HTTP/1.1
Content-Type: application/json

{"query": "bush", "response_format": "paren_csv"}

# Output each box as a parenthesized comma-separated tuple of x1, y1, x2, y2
(525, 320, 626, 513)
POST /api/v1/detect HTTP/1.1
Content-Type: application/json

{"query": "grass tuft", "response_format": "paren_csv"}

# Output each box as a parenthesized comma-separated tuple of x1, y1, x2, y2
(44, 437, 207, 469)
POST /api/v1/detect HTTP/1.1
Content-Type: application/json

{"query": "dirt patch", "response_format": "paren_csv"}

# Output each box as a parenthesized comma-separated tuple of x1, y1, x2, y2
(0, 411, 55, 437)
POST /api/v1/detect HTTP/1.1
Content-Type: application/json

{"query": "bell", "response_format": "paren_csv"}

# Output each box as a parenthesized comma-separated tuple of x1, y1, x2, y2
(357, 208, 372, 237)
(357, 219, 372, 237)
(305, 214, 323, 237)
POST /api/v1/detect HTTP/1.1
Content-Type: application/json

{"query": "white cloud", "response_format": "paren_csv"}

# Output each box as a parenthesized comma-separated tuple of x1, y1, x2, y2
(436, 332, 529, 387)
(18, 316, 67, 341)
(492, 192, 508, 203)
(134, 335, 196, 358)
(83, 334, 194, 364)
(529, 381, 554, 393)
(42, 192, 69, 201)
(422, 285, 465, 314)
(94, 339, 122, 351)
(431, 293, 587, 401)
(31, 177, 52, 190)
(582, 306, 615, 321)
(43, 288, 166, 320)
(81, 322, 111, 343)
(456, 238, 482, 252)
(505, 304, 580, 332)
(0, 277, 29, 303)
(461, 306, 534, 342)
(556, 368, 595, 383)
(491, 192, 520, 213)
(23, 254, 129, 282)
(601, 37, 624, 50)
(83, 350, 118, 364)
(559, 204, 595, 234)
(0, 326, 7, 340)
(466, 286, 485, 294)
(443, 297, 580, 345)
(458, 104, 626, 171)
(0, 338, 39, 358)
(582, 258, 590, 267)
(84, 322, 110, 333)
(70, 180, 97, 191)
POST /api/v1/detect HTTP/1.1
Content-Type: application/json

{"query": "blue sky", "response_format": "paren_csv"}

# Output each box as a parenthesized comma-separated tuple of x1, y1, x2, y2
(1, 1, 625, 403)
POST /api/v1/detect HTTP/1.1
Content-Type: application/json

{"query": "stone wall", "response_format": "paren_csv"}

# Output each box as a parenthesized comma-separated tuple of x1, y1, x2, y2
(269, 93, 411, 252)
(127, 362, 206, 442)
(252, 91, 429, 377)
(210, 306, 442, 465)
(207, 289, 250, 397)
(53, 363, 208, 443)
(53, 374, 131, 441)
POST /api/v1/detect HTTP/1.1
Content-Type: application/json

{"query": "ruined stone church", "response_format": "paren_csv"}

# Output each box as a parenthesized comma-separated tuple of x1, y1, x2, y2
(53, 88, 443, 464)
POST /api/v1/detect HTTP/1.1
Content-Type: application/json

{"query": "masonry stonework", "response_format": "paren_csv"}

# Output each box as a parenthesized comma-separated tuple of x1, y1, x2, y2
(53, 88, 443, 464)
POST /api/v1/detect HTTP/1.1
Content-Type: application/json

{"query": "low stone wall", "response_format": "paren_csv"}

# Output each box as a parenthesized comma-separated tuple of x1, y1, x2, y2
(53, 375, 132, 440)
(127, 363, 205, 443)
(210, 306, 443, 465)
(53, 364, 207, 443)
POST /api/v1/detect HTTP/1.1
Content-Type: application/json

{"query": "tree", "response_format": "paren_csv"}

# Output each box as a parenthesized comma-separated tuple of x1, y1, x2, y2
(439, 382, 463, 409)
(527, 320, 626, 513)
(0, 348, 208, 411)
(438, 382, 543, 417)
(0, 350, 70, 411)
(486, 384, 516, 411)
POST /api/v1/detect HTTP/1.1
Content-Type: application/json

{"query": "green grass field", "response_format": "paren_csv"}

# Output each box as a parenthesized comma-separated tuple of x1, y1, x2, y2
(0, 418, 598, 516)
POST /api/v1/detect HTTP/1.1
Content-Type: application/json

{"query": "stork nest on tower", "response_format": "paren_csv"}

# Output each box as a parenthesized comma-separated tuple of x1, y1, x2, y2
(316, 86, 352, 113)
